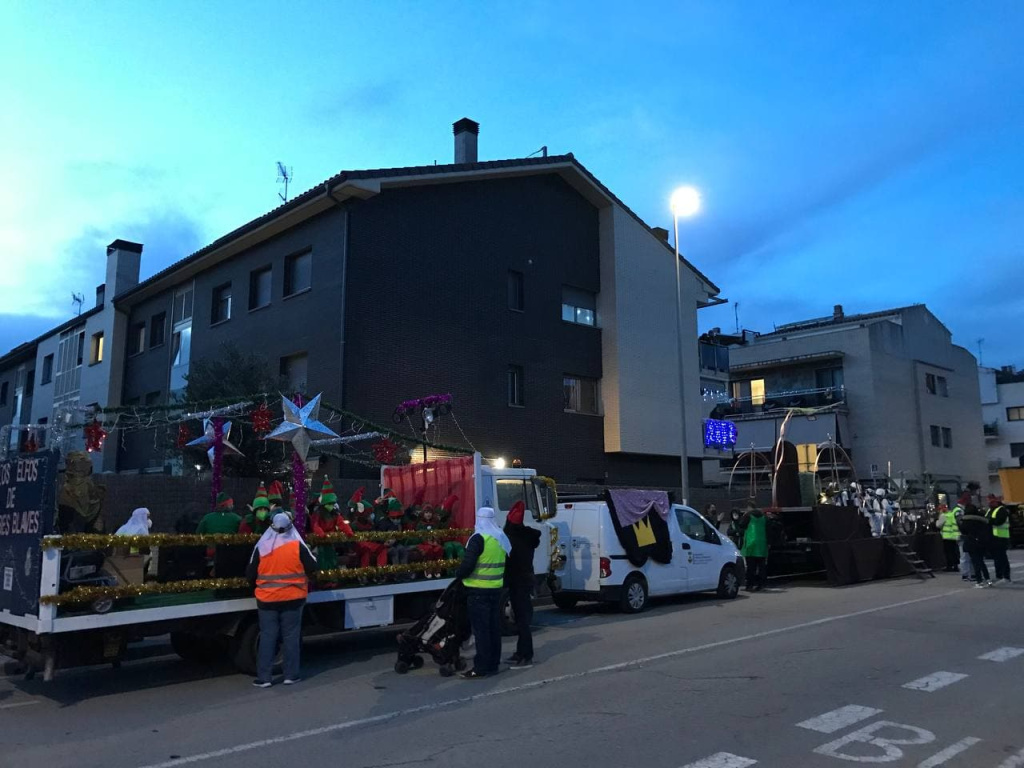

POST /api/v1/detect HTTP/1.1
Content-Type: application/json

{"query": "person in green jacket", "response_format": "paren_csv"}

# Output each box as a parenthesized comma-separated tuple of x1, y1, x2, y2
(196, 492, 243, 534)
(739, 501, 768, 592)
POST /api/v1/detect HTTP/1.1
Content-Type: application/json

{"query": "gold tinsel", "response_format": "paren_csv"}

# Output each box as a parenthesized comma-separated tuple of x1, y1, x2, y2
(41, 560, 462, 607)
(42, 529, 473, 550)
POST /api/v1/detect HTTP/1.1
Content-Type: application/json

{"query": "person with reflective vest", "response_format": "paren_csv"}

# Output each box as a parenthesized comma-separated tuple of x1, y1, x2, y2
(959, 502, 993, 587)
(246, 511, 318, 687)
(935, 502, 960, 572)
(987, 494, 1012, 583)
(455, 506, 510, 679)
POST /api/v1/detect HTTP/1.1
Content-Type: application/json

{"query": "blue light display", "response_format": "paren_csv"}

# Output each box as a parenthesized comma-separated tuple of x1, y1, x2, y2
(704, 418, 738, 449)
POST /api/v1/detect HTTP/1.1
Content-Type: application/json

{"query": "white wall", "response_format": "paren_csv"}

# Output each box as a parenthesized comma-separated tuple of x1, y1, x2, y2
(983, 377, 1024, 496)
(599, 205, 705, 459)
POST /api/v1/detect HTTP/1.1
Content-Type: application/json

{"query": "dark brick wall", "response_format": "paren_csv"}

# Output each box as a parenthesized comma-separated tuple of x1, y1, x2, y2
(342, 174, 606, 485)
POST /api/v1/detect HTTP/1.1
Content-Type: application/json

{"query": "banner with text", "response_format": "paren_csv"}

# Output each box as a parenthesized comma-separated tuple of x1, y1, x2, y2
(0, 450, 58, 617)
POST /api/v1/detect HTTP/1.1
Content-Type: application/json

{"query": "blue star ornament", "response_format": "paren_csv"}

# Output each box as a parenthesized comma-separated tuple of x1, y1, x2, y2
(264, 393, 339, 460)
(186, 419, 243, 466)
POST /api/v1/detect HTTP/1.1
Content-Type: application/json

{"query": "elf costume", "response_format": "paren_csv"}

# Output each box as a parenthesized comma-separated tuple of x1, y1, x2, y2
(239, 483, 272, 535)
(376, 491, 412, 566)
(350, 488, 387, 569)
(196, 492, 243, 534)
(267, 480, 286, 512)
(416, 503, 446, 577)
(436, 493, 465, 561)
(309, 476, 352, 575)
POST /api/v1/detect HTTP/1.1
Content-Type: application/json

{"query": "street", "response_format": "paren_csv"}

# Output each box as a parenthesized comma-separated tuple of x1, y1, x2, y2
(3, 556, 1023, 768)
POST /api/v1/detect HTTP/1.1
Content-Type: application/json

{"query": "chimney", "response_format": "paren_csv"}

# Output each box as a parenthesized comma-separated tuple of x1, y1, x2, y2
(453, 118, 479, 164)
(833, 304, 845, 321)
(105, 239, 143, 299)
(96, 284, 106, 307)
(651, 227, 670, 242)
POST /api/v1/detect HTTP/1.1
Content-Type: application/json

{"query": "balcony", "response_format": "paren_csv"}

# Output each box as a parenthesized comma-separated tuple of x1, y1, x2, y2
(984, 421, 999, 439)
(708, 386, 848, 421)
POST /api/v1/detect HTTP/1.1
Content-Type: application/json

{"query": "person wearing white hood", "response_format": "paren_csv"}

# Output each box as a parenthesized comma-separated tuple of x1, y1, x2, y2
(455, 506, 510, 679)
(245, 511, 318, 687)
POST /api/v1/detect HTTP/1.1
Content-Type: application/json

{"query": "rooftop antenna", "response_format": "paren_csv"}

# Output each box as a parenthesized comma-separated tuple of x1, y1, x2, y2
(977, 337, 985, 366)
(276, 162, 293, 203)
(526, 146, 548, 158)
(71, 292, 84, 316)
(734, 301, 740, 334)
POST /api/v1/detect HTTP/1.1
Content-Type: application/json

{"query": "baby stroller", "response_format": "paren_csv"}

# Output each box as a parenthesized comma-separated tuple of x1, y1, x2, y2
(395, 579, 470, 677)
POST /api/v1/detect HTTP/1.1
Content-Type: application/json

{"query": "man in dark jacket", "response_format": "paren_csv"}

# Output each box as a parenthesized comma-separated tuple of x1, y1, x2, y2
(986, 495, 1012, 583)
(504, 501, 541, 668)
(959, 503, 993, 587)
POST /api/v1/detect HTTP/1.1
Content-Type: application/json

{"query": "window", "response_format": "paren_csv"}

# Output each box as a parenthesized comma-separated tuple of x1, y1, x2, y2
(699, 343, 729, 373)
(211, 283, 232, 324)
(130, 323, 146, 355)
(508, 365, 524, 407)
(145, 391, 162, 406)
(150, 312, 166, 348)
(76, 332, 85, 366)
(1007, 407, 1024, 422)
(564, 375, 600, 415)
(750, 378, 766, 407)
(926, 373, 936, 395)
(676, 508, 720, 545)
(937, 376, 948, 397)
(172, 285, 194, 324)
(41, 354, 53, 385)
(250, 266, 272, 310)
(284, 251, 312, 296)
(561, 286, 597, 327)
(90, 332, 104, 364)
(1010, 443, 1024, 459)
(280, 352, 309, 392)
(942, 427, 952, 449)
(0, 381, 7, 405)
(815, 367, 844, 392)
(25, 370, 34, 396)
(930, 425, 941, 447)
(507, 271, 524, 311)
(496, 479, 537, 521)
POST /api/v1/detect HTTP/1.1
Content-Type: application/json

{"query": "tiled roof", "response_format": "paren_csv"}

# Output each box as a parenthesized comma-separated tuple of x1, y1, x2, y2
(113, 153, 719, 303)
(759, 305, 925, 337)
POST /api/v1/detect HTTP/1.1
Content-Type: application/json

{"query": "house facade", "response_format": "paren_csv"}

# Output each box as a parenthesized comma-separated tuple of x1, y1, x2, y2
(111, 119, 721, 488)
(719, 304, 986, 487)
(979, 366, 1024, 496)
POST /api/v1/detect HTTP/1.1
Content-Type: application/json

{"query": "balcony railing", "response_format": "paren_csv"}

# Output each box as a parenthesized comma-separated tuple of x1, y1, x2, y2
(708, 386, 847, 419)
(988, 458, 1003, 472)
(983, 421, 999, 438)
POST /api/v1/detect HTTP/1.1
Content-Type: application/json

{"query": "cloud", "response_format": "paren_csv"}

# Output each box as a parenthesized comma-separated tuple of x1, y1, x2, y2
(310, 81, 404, 123)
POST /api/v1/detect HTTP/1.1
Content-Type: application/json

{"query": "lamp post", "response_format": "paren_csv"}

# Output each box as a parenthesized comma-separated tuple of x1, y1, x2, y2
(670, 186, 701, 505)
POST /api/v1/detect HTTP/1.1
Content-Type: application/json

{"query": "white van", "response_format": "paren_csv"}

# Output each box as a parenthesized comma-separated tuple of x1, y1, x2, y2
(550, 500, 745, 613)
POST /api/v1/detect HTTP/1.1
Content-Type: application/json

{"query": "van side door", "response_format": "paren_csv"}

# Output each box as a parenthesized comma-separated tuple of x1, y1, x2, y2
(673, 506, 725, 591)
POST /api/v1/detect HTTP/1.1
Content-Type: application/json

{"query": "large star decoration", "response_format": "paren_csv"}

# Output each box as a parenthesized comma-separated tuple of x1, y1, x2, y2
(186, 419, 243, 466)
(264, 393, 339, 461)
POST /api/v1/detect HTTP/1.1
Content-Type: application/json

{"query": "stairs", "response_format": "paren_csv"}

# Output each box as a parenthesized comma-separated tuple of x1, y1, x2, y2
(886, 536, 935, 579)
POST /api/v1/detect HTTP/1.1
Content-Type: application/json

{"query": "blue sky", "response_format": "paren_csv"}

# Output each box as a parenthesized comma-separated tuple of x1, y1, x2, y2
(2, 1, 1022, 367)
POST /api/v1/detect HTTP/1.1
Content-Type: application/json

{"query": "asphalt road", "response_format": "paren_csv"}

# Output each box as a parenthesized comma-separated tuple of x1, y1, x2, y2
(3, 555, 1023, 768)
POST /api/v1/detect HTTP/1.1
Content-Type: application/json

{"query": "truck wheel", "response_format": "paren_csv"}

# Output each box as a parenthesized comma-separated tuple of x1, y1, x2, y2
(552, 593, 578, 610)
(230, 620, 260, 676)
(717, 565, 740, 599)
(171, 632, 226, 664)
(619, 575, 648, 614)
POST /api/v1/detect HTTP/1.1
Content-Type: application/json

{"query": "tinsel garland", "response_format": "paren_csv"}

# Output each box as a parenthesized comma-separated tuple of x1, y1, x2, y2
(40, 560, 461, 606)
(41, 529, 474, 550)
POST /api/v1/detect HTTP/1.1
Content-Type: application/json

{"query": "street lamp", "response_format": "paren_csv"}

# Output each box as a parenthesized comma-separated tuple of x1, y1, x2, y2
(670, 186, 701, 505)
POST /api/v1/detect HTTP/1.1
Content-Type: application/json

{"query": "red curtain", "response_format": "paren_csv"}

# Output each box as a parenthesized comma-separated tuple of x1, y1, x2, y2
(382, 456, 476, 529)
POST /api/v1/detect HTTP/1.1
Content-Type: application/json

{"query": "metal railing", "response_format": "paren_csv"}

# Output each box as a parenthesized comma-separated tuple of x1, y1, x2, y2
(983, 421, 999, 437)
(708, 386, 847, 418)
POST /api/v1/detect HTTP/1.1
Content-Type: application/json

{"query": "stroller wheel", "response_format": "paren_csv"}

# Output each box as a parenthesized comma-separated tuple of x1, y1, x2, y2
(439, 664, 455, 677)
(410, 655, 424, 670)
(394, 660, 411, 675)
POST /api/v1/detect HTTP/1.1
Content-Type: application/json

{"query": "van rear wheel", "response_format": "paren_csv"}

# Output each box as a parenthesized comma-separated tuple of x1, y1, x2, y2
(552, 593, 578, 610)
(717, 565, 740, 599)
(619, 575, 648, 614)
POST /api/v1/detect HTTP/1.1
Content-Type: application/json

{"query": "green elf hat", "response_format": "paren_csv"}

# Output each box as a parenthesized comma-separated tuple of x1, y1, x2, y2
(216, 492, 234, 511)
(387, 496, 404, 519)
(267, 481, 285, 507)
(252, 483, 270, 510)
(319, 476, 338, 508)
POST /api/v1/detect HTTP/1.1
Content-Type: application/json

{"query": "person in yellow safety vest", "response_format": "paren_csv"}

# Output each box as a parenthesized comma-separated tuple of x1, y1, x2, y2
(935, 502, 960, 572)
(246, 511, 318, 688)
(987, 494, 1012, 583)
(455, 506, 511, 679)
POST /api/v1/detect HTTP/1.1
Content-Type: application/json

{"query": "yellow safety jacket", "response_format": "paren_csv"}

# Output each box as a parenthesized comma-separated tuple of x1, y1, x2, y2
(990, 507, 1010, 540)
(463, 534, 506, 589)
(940, 508, 960, 540)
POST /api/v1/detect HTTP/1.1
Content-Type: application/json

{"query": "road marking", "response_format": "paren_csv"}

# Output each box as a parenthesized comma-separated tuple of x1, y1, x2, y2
(997, 748, 1024, 768)
(797, 705, 884, 734)
(978, 647, 1024, 663)
(135, 589, 966, 768)
(916, 737, 981, 767)
(0, 700, 40, 710)
(679, 753, 757, 768)
(815, 721, 935, 762)
(902, 672, 968, 693)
